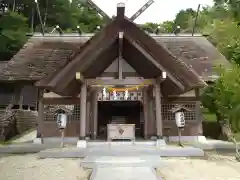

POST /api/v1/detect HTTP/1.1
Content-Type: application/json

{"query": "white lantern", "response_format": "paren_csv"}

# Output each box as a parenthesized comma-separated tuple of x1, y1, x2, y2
(57, 113, 67, 129)
(162, 71, 167, 79)
(113, 90, 117, 100)
(175, 111, 185, 128)
(103, 87, 107, 98)
(124, 89, 129, 100)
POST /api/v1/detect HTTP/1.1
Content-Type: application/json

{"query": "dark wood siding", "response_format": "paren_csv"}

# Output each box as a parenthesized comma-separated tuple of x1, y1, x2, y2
(20, 85, 38, 107)
(0, 84, 16, 106)
(0, 83, 38, 107)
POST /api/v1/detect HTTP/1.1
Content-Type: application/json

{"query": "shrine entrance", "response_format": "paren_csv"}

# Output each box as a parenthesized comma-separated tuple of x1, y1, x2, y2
(97, 101, 143, 140)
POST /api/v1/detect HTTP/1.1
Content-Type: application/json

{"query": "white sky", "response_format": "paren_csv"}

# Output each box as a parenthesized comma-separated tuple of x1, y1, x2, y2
(92, 0, 214, 24)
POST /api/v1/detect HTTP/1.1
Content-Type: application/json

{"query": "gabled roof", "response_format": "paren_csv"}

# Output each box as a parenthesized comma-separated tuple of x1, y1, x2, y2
(34, 12, 206, 96)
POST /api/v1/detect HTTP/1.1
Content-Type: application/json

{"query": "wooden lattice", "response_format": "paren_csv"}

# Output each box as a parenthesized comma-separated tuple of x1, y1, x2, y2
(162, 103, 196, 121)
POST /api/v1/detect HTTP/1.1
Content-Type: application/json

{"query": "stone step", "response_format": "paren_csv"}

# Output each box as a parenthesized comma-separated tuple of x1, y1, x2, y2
(38, 145, 204, 159)
(91, 167, 159, 180)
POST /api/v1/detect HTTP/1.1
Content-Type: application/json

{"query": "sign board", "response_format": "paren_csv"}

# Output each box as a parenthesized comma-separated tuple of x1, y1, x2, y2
(57, 113, 67, 129)
(175, 111, 185, 128)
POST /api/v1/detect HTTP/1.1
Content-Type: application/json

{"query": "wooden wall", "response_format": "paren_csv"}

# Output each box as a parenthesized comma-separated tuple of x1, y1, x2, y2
(0, 83, 38, 108)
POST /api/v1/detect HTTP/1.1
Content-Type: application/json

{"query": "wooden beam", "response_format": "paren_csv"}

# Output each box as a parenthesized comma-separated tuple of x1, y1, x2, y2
(162, 96, 200, 103)
(86, 78, 156, 86)
(45, 21, 119, 92)
(130, 0, 154, 21)
(42, 97, 80, 105)
(118, 32, 123, 80)
(116, 2, 125, 19)
(87, 0, 111, 20)
(100, 72, 139, 77)
(124, 35, 185, 91)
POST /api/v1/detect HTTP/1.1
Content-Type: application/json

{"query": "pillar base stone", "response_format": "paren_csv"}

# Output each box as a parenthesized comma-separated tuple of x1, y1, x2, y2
(33, 138, 43, 144)
(77, 140, 87, 148)
(156, 139, 166, 147)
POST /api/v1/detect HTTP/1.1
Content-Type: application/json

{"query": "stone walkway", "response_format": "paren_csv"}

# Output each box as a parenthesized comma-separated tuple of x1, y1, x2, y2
(93, 167, 159, 180)
(81, 156, 162, 180)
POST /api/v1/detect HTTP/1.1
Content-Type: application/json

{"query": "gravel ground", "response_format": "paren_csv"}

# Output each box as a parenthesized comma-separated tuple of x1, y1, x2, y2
(157, 152, 240, 180)
(0, 154, 91, 180)
(1, 152, 240, 180)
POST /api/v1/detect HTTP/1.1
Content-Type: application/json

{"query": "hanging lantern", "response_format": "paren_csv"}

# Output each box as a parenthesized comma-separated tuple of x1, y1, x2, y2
(113, 90, 117, 100)
(103, 87, 107, 98)
(124, 89, 129, 100)
(162, 71, 167, 79)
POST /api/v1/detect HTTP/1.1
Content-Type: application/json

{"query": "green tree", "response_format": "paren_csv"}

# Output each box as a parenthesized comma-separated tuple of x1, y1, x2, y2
(0, 0, 105, 60)
(213, 0, 240, 20)
(174, 8, 196, 30)
(141, 22, 159, 33)
(0, 11, 29, 60)
(205, 19, 240, 64)
(159, 21, 174, 33)
(202, 64, 240, 159)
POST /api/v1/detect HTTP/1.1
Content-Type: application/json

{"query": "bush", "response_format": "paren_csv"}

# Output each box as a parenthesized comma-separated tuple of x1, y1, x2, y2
(202, 121, 221, 139)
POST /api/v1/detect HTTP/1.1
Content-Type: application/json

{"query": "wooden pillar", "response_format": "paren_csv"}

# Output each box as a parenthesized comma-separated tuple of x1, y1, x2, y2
(143, 88, 149, 139)
(36, 89, 44, 139)
(148, 88, 156, 137)
(154, 83, 163, 138)
(86, 99, 91, 137)
(91, 89, 98, 139)
(195, 88, 203, 135)
(79, 83, 87, 140)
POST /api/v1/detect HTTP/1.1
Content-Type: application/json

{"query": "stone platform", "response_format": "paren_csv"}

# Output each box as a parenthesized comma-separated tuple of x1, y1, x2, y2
(38, 145, 204, 159)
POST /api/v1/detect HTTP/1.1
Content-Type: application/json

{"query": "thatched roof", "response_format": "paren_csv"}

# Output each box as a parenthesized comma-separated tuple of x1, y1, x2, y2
(0, 61, 8, 72)
(0, 34, 227, 82)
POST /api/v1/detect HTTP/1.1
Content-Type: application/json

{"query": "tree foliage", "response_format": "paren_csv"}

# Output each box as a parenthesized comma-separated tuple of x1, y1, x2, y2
(139, 1, 240, 140)
(0, 0, 104, 60)
(0, 11, 28, 60)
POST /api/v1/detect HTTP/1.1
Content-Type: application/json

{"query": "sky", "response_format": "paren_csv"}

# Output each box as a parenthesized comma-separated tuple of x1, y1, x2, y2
(92, 0, 214, 24)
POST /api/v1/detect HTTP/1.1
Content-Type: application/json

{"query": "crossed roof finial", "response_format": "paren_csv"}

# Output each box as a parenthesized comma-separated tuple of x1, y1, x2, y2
(85, 0, 155, 22)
